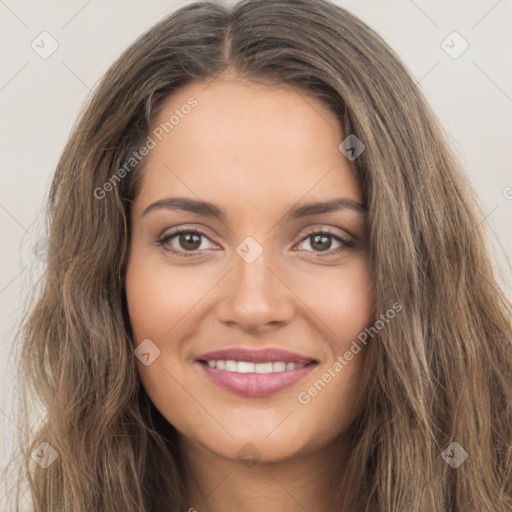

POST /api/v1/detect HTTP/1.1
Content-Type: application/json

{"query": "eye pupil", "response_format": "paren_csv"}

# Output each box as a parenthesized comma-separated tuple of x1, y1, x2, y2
(180, 232, 201, 250)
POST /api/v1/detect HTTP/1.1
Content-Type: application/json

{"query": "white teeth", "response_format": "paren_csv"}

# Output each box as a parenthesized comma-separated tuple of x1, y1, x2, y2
(272, 362, 286, 372)
(255, 362, 273, 373)
(204, 360, 308, 373)
(225, 360, 237, 371)
(237, 361, 255, 373)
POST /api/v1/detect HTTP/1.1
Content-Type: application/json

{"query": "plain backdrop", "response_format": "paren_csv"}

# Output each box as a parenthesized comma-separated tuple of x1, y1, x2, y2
(1, 0, 511, 506)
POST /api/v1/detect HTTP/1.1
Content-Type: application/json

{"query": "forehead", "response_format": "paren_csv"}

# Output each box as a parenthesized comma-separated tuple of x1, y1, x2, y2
(134, 77, 362, 213)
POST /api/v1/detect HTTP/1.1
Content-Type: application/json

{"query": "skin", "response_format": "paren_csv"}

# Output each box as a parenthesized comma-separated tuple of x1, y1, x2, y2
(125, 71, 376, 512)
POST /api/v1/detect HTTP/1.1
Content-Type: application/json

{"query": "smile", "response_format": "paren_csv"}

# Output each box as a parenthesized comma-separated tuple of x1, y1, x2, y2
(196, 348, 318, 397)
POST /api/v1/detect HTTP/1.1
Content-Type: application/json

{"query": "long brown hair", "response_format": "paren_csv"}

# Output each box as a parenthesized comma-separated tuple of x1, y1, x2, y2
(4, 0, 512, 510)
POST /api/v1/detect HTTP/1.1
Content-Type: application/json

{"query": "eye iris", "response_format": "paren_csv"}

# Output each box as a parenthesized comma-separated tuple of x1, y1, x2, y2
(180, 232, 201, 250)
(311, 234, 331, 251)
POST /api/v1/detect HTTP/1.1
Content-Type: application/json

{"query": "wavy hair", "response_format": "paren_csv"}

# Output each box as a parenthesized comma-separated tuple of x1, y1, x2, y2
(4, 0, 512, 510)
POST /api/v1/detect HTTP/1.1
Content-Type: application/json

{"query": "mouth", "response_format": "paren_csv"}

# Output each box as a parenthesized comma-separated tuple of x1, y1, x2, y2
(196, 348, 318, 397)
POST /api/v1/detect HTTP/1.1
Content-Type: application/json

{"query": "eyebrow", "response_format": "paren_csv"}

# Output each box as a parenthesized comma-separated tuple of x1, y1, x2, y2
(141, 196, 367, 221)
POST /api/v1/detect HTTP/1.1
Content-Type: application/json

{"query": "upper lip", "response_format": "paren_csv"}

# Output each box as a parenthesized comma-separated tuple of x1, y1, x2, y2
(197, 347, 317, 364)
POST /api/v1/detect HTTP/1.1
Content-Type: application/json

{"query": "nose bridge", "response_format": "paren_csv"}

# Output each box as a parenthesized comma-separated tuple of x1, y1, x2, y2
(215, 233, 295, 329)
(234, 233, 277, 299)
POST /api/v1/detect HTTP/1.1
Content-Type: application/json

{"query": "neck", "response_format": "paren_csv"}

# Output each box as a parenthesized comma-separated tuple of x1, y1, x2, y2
(180, 435, 349, 512)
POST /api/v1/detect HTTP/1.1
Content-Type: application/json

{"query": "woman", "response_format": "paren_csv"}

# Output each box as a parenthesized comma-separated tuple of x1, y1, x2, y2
(5, 0, 512, 510)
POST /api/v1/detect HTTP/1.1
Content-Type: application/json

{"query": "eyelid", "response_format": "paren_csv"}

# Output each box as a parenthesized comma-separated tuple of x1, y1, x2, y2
(157, 223, 356, 243)
(298, 224, 357, 243)
(155, 225, 220, 255)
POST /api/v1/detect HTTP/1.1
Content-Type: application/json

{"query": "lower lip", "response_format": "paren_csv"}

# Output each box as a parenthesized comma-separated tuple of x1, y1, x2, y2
(198, 361, 317, 397)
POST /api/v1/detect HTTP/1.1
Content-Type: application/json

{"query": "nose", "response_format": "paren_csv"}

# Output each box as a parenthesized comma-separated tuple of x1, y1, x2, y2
(215, 241, 296, 333)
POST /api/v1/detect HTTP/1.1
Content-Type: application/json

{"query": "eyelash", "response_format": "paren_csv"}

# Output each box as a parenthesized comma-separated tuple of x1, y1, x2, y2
(155, 227, 355, 258)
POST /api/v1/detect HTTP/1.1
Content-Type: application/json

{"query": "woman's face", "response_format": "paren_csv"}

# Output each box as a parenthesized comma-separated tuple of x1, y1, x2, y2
(125, 75, 375, 465)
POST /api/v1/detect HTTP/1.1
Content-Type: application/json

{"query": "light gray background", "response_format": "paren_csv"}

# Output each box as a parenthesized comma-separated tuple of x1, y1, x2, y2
(1, 0, 511, 507)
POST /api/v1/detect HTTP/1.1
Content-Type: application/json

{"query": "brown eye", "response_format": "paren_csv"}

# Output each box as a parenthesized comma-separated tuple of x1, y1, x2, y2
(177, 232, 202, 251)
(295, 229, 355, 257)
(156, 229, 218, 257)
(309, 233, 334, 252)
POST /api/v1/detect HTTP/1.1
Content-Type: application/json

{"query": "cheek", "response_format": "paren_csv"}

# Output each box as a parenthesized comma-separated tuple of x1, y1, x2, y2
(332, 263, 375, 343)
(125, 255, 215, 342)
(293, 260, 375, 438)
(297, 256, 375, 344)
(124, 256, 201, 432)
